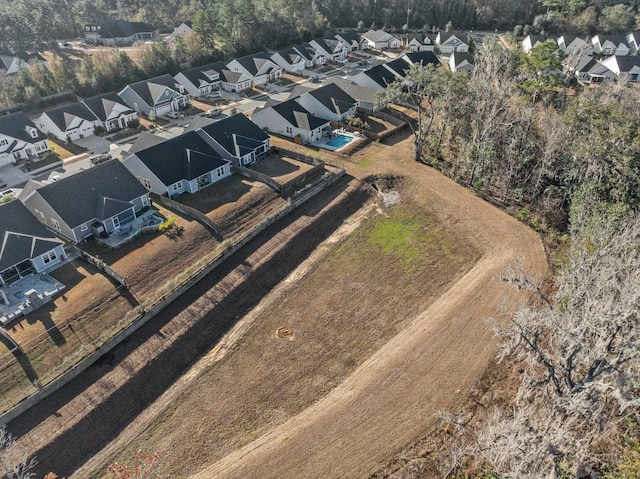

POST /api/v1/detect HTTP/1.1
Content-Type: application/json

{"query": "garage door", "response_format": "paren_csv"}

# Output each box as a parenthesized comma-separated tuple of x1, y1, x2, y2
(156, 105, 172, 116)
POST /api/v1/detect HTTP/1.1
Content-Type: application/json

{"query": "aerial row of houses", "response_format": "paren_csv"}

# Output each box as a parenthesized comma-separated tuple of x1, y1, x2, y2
(522, 33, 640, 83)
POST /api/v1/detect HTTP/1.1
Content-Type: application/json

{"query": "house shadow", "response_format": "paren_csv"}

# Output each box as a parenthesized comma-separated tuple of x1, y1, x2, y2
(179, 175, 254, 216)
(25, 305, 66, 347)
(252, 155, 301, 178)
(383, 129, 413, 147)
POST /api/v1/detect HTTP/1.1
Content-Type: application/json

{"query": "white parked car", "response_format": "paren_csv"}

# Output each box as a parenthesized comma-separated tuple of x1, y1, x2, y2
(205, 108, 222, 117)
(165, 111, 181, 119)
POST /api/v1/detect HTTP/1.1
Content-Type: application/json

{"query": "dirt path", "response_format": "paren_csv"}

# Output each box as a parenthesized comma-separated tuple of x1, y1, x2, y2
(188, 139, 547, 479)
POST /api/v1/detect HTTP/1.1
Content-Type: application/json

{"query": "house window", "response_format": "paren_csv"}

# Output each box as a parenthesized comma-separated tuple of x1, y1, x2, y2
(113, 216, 120, 229)
(42, 251, 57, 264)
(35, 143, 47, 152)
(141, 178, 151, 189)
(28, 128, 38, 139)
(12, 152, 21, 160)
(51, 218, 61, 231)
(141, 195, 149, 206)
(286, 126, 293, 134)
(134, 103, 139, 111)
(0, 139, 7, 146)
(172, 181, 182, 191)
(215, 166, 225, 177)
(39, 212, 46, 223)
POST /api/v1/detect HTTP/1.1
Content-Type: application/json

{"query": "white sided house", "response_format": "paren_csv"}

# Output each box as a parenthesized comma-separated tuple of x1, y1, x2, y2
(602, 55, 640, 81)
(309, 37, 349, 62)
(19, 159, 150, 243)
(449, 52, 475, 72)
(0, 112, 50, 167)
(627, 32, 640, 54)
(436, 32, 469, 54)
(84, 20, 158, 46)
(0, 199, 66, 287)
(252, 98, 330, 144)
(294, 83, 357, 122)
(0, 50, 46, 75)
(568, 55, 615, 84)
(351, 63, 401, 90)
(293, 43, 327, 68)
(591, 35, 630, 56)
(172, 22, 194, 38)
(404, 33, 435, 52)
(36, 102, 100, 142)
(522, 34, 549, 53)
(123, 131, 231, 198)
(226, 52, 283, 87)
(557, 35, 593, 56)
(335, 31, 365, 51)
(361, 30, 401, 50)
(175, 61, 224, 97)
(118, 74, 189, 116)
(81, 91, 138, 132)
(271, 48, 307, 73)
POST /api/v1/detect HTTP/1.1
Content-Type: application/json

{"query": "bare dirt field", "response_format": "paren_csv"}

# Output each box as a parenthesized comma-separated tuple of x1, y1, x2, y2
(251, 154, 314, 183)
(7, 129, 547, 479)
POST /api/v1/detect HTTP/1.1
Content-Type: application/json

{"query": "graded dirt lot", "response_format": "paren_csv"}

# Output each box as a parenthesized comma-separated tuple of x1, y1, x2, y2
(8, 130, 547, 479)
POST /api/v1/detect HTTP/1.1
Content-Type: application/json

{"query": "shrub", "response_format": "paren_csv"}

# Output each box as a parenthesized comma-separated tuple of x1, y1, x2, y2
(158, 217, 176, 232)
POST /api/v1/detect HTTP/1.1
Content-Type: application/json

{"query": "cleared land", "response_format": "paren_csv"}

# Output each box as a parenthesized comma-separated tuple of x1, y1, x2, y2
(7, 130, 547, 479)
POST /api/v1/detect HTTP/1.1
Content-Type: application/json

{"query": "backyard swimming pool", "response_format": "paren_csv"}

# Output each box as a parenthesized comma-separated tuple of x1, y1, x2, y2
(324, 134, 355, 150)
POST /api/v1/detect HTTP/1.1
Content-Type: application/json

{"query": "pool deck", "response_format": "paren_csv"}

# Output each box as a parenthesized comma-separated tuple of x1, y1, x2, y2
(312, 129, 366, 152)
(0, 274, 66, 326)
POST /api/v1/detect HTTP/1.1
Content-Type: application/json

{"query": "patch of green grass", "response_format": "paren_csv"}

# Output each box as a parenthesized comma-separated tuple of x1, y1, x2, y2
(368, 210, 427, 271)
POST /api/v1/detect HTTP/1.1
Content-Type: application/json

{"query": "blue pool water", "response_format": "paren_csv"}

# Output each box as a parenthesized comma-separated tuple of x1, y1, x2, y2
(325, 134, 354, 149)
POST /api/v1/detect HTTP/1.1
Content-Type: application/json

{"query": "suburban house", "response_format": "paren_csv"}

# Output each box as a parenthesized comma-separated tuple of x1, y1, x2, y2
(172, 21, 194, 38)
(361, 30, 401, 50)
(19, 159, 150, 243)
(0, 49, 46, 75)
(383, 57, 412, 77)
(568, 55, 615, 83)
(293, 83, 357, 122)
(196, 114, 271, 166)
(404, 33, 435, 52)
(36, 102, 100, 142)
(351, 64, 400, 89)
(627, 32, 640, 54)
(591, 35, 630, 56)
(252, 98, 330, 144)
(601, 55, 640, 81)
(0, 112, 50, 167)
(401, 51, 441, 68)
(0, 199, 66, 288)
(335, 31, 365, 51)
(293, 43, 326, 68)
(271, 47, 307, 73)
(118, 74, 189, 116)
(81, 91, 138, 133)
(84, 19, 159, 46)
(522, 34, 549, 53)
(175, 62, 224, 97)
(557, 35, 593, 56)
(309, 37, 349, 62)
(324, 77, 383, 113)
(436, 32, 470, 54)
(226, 52, 283, 87)
(449, 52, 475, 72)
(219, 69, 252, 92)
(123, 131, 231, 197)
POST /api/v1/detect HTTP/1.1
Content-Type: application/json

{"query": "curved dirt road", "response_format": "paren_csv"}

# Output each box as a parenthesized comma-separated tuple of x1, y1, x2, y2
(190, 143, 547, 479)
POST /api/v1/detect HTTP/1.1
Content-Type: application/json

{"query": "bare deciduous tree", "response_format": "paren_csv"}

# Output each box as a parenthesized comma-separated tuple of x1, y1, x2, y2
(0, 428, 37, 479)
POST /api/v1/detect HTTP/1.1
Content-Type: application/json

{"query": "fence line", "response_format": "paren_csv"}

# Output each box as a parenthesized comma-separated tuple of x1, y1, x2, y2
(71, 246, 128, 289)
(0, 168, 346, 425)
(232, 165, 282, 193)
(158, 196, 220, 235)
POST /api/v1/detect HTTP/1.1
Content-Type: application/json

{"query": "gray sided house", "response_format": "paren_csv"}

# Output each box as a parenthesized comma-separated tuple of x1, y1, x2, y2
(196, 113, 270, 166)
(36, 102, 100, 142)
(402, 51, 441, 68)
(118, 74, 189, 116)
(0, 112, 50, 167)
(449, 52, 475, 72)
(226, 52, 283, 87)
(252, 98, 331, 144)
(293, 83, 358, 122)
(175, 62, 225, 97)
(123, 131, 231, 197)
(0, 49, 46, 75)
(84, 20, 158, 46)
(324, 77, 383, 113)
(271, 48, 307, 73)
(351, 63, 400, 90)
(293, 43, 326, 68)
(19, 160, 150, 243)
(309, 36, 348, 62)
(0, 199, 65, 287)
(82, 91, 138, 132)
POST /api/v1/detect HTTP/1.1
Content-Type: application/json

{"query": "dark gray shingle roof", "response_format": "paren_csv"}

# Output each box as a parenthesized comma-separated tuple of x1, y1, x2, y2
(198, 114, 269, 157)
(99, 20, 157, 39)
(0, 200, 63, 271)
(41, 102, 97, 132)
(81, 91, 133, 122)
(0, 112, 46, 144)
(122, 74, 182, 108)
(305, 83, 356, 115)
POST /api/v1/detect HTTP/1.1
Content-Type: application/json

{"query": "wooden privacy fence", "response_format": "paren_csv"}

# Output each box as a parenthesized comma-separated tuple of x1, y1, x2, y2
(71, 246, 128, 289)
(158, 195, 220, 235)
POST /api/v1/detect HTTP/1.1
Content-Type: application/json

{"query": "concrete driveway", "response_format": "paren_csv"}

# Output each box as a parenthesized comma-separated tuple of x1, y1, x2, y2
(73, 135, 112, 154)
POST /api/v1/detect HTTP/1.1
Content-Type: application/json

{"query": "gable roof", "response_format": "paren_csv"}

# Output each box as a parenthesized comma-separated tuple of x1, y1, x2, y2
(629, 32, 640, 45)
(362, 29, 395, 43)
(129, 131, 167, 154)
(311, 36, 342, 54)
(324, 78, 379, 105)
(0, 49, 45, 70)
(274, 47, 304, 66)
(231, 52, 276, 76)
(41, 102, 97, 132)
(0, 200, 63, 271)
(265, 99, 329, 131)
(82, 91, 134, 122)
(98, 19, 157, 39)
(603, 55, 640, 73)
(523, 34, 548, 46)
(177, 61, 225, 87)
(303, 83, 357, 115)
(360, 64, 399, 88)
(384, 57, 411, 76)
(122, 74, 182, 107)
(402, 51, 440, 67)
(198, 114, 269, 157)
(593, 34, 629, 47)
(335, 31, 361, 44)
(0, 112, 46, 144)
(133, 131, 229, 185)
(406, 33, 432, 45)
(293, 44, 316, 61)
(30, 159, 148, 227)
(450, 52, 475, 68)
